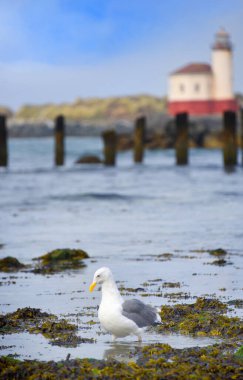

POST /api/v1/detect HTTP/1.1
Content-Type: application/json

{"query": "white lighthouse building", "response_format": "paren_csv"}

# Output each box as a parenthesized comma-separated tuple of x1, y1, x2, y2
(168, 29, 238, 115)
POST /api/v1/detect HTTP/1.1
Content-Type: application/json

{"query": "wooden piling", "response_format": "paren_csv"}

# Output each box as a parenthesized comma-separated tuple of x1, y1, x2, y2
(55, 115, 65, 166)
(175, 112, 188, 165)
(223, 111, 237, 167)
(102, 130, 117, 166)
(0, 114, 8, 167)
(134, 116, 146, 163)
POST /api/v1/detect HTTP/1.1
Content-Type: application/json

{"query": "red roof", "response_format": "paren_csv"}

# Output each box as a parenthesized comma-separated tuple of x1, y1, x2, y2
(171, 63, 212, 75)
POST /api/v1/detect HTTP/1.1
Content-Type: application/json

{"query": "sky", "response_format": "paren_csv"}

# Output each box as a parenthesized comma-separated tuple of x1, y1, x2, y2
(0, 0, 242, 110)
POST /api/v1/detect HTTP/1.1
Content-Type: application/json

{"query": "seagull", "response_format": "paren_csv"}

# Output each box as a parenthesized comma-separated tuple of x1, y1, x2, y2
(89, 267, 161, 341)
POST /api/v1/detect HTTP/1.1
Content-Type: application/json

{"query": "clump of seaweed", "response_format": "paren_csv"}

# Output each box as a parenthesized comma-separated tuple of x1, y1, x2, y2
(158, 298, 243, 338)
(0, 307, 56, 335)
(210, 259, 230, 266)
(209, 248, 228, 256)
(50, 335, 96, 347)
(0, 307, 56, 334)
(33, 248, 89, 273)
(0, 342, 243, 379)
(0, 307, 91, 347)
(29, 318, 77, 341)
(0, 257, 26, 272)
(163, 291, 191, 300)
(228, 299, 243, 309)
(162, 282, 181, 288)
(157, 253, 173, 261)
(119, 286, 145, 294)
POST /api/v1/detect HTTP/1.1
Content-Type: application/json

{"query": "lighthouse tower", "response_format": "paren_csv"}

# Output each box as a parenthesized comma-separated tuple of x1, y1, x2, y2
(211, 28, 236, 112)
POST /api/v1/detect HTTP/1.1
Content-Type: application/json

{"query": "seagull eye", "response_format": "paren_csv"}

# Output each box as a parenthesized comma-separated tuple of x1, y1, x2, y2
(97, 275, 100, 278)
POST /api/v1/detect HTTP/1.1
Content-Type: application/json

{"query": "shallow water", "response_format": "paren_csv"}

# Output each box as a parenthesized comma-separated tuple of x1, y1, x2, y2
(0, 137, 242, 361)
(0, 330, 218, 362)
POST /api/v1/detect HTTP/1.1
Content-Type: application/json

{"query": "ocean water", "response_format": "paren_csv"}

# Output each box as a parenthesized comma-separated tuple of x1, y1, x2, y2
(0, 137, 242, 361)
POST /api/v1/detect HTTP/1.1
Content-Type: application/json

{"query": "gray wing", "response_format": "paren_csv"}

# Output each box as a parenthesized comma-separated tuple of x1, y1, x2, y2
(122, 299, 158, 328)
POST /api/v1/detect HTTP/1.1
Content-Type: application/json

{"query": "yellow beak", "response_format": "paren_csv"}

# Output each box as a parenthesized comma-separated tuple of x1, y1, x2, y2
(89, 281, 97, 292)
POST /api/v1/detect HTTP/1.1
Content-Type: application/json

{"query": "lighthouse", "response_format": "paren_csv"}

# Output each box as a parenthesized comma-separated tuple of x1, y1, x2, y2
(168, 29, 238, 115)
(211, 28, 236, 112)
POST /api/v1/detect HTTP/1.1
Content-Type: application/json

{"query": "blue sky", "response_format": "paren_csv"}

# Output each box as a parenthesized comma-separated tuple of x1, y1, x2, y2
(0, 0, 242, 109)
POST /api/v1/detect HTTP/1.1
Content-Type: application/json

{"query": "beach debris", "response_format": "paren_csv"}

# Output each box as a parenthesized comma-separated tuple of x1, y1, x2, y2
(32, 248, 89, 274)
(0, 257, 26, 272)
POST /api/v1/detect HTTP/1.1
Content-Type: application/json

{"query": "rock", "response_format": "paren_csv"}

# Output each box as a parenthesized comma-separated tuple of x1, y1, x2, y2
(117, 134, 133, 151)
(76, 155, 102, 164)
(204, 132, 223, 148)
(146, 133, 168, 149)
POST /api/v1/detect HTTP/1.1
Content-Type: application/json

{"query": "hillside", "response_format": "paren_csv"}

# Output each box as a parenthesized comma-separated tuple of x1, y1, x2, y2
(0, 106, 13, 117)
(14, 95, 167, 122)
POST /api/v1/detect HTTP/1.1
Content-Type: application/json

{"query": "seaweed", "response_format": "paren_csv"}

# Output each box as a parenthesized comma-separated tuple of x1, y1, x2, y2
(228, 299, 243, 309)
(157, 298, 243, 338)
(162, 282, 181, 288)
(210, 259, 230, 266)
(0, 308, 91, 347)
(0, 342, 243, 379)
(50, 335, 96, 347)
(163, 291, 190, 300)
(0, 307, 55, 335)
(234, 346, 243, 359)
(209, 248, 228, 256)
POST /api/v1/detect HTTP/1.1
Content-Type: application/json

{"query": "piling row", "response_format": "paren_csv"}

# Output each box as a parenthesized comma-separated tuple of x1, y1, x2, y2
(0, 111, 241, 168)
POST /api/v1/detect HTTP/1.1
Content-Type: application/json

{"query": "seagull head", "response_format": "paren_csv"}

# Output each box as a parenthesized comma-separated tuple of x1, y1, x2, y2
(89, 267, 112, 292)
